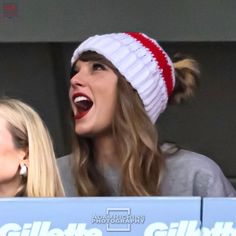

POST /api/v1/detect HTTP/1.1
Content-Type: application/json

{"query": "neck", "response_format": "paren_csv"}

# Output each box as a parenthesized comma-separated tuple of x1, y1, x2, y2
(0, 176, 21, 197)
(93, 132, 119, 169)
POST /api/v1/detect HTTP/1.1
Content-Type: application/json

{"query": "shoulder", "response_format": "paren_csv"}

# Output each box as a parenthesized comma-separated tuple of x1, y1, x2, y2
(165, 149, 221, 174)
(161, 148, 236, 197)
(161, 143, 226, 176)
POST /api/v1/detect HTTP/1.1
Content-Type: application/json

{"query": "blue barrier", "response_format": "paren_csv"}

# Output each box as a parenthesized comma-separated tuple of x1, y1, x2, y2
(0, 197, 201, 236)
(3, 197, 236, 235)
(202, 198, 236, 235)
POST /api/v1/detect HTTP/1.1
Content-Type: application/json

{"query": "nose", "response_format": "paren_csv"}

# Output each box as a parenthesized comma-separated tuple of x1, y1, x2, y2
(70, 73, 81, 87)
(70, 69, 88, 88)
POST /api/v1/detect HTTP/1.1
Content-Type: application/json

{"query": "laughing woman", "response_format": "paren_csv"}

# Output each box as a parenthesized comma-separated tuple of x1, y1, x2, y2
(0, 98, 64, 197)
(58, 32, 236, 197)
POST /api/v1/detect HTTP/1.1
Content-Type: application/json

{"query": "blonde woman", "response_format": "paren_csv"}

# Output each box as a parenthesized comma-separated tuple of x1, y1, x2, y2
(0, 98, 64, 197)
(58, 32, 236, 197)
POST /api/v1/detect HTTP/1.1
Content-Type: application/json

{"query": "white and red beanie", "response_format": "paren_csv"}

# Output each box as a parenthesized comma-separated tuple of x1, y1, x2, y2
(71, 32, 175, 123)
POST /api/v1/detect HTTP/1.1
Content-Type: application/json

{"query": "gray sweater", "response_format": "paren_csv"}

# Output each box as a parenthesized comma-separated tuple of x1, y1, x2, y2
(57, 149, 236, 197)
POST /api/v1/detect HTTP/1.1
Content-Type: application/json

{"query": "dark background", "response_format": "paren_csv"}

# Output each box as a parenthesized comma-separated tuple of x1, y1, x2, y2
(0, 0, 236, 186)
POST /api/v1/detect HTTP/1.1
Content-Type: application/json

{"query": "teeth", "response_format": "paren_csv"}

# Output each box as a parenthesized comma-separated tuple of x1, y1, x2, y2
(74, 96, 89, 103)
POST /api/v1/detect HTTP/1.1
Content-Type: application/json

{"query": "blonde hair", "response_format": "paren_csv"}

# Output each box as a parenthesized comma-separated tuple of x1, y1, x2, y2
(0, 98, 64, 197)
(170, 53, 200, 104)
(71, 51, 200, 196)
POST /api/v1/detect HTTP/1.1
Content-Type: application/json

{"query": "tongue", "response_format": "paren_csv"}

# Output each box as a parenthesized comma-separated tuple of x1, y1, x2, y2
(76, 100, 93, 112)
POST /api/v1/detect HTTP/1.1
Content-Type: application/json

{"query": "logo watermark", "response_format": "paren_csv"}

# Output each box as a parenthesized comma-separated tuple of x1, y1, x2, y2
(92, 208, 145, 232)
(0, 1, 17, 19)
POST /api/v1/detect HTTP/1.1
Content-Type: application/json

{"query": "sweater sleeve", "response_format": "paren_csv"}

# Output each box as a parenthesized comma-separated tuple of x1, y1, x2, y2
(57, 155, 78, 196)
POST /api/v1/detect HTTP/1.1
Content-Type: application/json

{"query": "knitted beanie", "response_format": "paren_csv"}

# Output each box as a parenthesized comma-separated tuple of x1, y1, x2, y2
(71, 32, 175, 123)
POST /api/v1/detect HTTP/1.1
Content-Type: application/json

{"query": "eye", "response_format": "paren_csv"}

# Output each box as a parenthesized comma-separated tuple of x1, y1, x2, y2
(70, 64, 78, 78)
(92, 62, 106, 71)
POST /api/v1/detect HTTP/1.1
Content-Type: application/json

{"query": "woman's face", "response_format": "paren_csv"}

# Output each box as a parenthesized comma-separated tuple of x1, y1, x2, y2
(0, 117, 24, 195)
(69, 59, 118, 136)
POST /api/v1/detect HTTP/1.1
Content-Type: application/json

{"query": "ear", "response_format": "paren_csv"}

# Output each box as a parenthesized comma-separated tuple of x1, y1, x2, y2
(18, 148, 29, 168)
(22, 158, 29, 168)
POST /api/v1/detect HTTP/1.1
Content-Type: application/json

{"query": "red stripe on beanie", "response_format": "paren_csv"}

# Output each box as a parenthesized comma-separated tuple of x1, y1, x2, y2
(126, 32, 174, 96)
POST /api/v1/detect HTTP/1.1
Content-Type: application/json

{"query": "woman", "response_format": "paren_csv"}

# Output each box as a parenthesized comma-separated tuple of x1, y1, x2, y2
(58, 32, 236, 197)
(0, 98, 64, 197)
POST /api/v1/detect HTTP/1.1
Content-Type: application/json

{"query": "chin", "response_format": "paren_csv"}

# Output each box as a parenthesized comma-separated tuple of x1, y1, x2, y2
(75, 124, 93, 137)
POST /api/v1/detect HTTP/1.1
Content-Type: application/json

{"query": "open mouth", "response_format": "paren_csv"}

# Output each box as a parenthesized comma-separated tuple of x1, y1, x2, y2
(73, 95, 93, 120)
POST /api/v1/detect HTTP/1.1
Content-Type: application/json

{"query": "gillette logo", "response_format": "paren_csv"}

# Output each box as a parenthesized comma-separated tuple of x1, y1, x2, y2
(144, 220, 236, 236)
(144, 220, 200, 236)
(0, 222, 102, 236)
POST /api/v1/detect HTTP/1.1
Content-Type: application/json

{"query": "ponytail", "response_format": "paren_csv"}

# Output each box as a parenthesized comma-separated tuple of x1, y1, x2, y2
(169, 54, 200, 104)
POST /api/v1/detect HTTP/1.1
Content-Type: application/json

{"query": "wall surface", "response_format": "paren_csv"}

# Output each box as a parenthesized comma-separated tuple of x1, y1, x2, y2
(1, 0, 236, 42)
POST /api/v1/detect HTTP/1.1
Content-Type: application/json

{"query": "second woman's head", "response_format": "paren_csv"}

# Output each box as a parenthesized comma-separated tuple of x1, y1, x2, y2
(0, 98, 64, 197)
